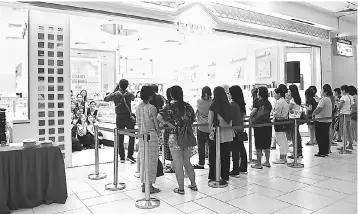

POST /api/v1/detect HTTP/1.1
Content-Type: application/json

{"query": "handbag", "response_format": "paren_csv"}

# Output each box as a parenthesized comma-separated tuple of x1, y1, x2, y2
(274, 104, 290, 132)
(251, 101, 265, 124)
(209, 112, 219, 141)
(177, 125, 197, 150)
(236, 131, 248, 141)
(119, 91, 136, 126)
(156, 158, 164, 177)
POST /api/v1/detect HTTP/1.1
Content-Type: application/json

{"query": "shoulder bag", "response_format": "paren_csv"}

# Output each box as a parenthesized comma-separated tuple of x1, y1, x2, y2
(274, 105, 290, 132)
(117, 91, 136, 126)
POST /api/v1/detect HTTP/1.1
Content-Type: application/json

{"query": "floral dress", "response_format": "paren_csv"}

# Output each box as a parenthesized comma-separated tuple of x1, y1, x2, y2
(160, 101, 196, 151)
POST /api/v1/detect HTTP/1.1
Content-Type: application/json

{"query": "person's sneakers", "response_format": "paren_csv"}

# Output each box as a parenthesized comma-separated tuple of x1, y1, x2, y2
(251, 164, 263, 169)
(347, 145, 354, 150)
(331, 142, 338, 146)
(134, 172, 140, 178)
(288, 154, 303, 159)
(126, 157, 136, 164)
(229, 171, 240, 176)
(120, 159, 125, 163)
(193, 164, 205, 169)
(263, 162, 271, 168)
(239, 170, 248, 174)
(314, 153, 326, 157)
(273, 159, 286, 164)
(271, 147, 276, 150)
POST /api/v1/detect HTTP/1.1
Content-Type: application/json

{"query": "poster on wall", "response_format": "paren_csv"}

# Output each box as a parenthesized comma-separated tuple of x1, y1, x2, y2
(71, 58, 101, 97)
(230, 58, 245, 80)
(258, 61, 271, 78)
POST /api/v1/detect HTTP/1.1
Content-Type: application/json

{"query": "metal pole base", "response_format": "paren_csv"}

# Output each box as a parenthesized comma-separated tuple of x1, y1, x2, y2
(339, 150, 353, 154)
(135, 198, 160, 209)
(287, 162, 304, 168)
(208, 179, 228, 188)
(105, 183, 126, 191)
(88, 173, 107, 180)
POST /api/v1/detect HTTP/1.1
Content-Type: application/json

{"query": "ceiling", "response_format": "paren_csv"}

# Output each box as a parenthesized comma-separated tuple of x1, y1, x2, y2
(304, 1, 357, 23)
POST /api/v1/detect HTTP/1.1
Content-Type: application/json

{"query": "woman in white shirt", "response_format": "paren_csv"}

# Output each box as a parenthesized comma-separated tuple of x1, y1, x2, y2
(338, 85, 354, 150)
(272, 88, 290, 164)
(288, 84, 303, 158)
(208, 86, 233, 181)
(312, 84, 333, 157)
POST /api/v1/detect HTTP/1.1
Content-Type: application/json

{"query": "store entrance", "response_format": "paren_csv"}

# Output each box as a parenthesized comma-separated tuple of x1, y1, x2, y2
(69, 14, 320, 167)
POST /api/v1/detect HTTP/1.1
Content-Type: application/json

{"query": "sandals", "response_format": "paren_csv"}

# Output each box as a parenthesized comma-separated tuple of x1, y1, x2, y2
(188, 184, 198, 191)
(251, 164, 263, 169)
(165, 168, 175, 173)
(173, 188, 185, 195)
(142, 186, 161, 194)
(263, 162, 271, 168)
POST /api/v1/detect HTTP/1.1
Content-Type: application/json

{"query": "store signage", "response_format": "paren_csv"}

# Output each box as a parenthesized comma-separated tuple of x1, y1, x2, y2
(256, 51, 271, 59)
(333, 38, 353, 57)
(177, 21, 213, 35)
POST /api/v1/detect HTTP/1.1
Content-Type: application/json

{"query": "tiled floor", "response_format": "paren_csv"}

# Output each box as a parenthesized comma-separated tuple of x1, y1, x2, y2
(12, 140, 357, 214)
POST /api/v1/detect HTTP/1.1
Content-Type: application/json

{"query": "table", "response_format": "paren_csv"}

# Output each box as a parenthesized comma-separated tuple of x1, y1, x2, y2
(0, 145, 68, 214)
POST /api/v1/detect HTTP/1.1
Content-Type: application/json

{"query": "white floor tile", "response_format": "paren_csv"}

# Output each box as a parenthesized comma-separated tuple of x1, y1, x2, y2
(272, 205, 313, 214)
(33, 195, 85, 214)
(62, 207, 92, 214)
(11, 209, 34, 214)
(228, 193, 290, 214)
(76, 190, 101, 200)
(81, 192, 130, 207)
(343, 193, 358, 204)
(195, 197, 238, 214)
(212, 188, 254, 202)
(162, 191, 206, 206)
(174, 201, 204, 213)
(300, 185, 348, 200)
(314, 178, 358, 195)
(314, 201, 357, 214)
(242, 184, 286, 198)
(148, 206, 183, 214)
(189, 208, 218, 214)
(276, 189, 338, 211)
(257, 177, 308, 193)
(88, 198, 148, 214)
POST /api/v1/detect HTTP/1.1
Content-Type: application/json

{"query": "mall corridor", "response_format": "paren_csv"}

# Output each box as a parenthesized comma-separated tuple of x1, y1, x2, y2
(13, 142, 357, 214)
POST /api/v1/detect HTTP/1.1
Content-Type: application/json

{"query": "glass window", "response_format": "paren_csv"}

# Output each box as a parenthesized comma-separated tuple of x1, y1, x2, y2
(0, 6, 29, 121)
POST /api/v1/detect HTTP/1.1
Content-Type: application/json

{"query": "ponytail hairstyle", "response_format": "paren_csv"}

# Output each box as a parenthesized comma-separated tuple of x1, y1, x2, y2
(289, 84, 301, 105)
(171, 85, 184, 114)
(166, 87, 172, 103)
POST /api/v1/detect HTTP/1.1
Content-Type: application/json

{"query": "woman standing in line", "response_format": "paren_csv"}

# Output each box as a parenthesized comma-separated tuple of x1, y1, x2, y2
(312, 84, 333, 157)
(272, 88, 290, 164)
(163, 87, 175, 173)
(250, 87, 272, 169)
(193, 86, 212, 170)
(348, 86, 357, 144)
(229, 85, 248, 175)
(136, 86, 161, 193)
(158, 86, 197, 194)
(288, 84, 303, 159)
(208, 86, 233, 181)
(332, 88, 342, 144)
(305, 88, 318, 147)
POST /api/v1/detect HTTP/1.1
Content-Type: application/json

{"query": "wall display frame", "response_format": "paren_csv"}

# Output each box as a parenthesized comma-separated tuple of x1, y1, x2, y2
(258, 61, 271, 78)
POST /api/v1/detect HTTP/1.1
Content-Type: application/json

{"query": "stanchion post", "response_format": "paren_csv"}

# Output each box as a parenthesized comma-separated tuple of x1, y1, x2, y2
(339, 114, 352, 154)
(88, 125, 107, 180)
(105, 128, 126, 191)
(248, 118, 253, 163)
(288, 119, 304, 168)
(135, 134, 160, 209)
(161, 130, 165, 166)
(208, 127, 228, 188)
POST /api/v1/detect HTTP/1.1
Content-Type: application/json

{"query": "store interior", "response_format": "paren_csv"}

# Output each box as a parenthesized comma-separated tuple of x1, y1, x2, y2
(69, 14, 319, 166)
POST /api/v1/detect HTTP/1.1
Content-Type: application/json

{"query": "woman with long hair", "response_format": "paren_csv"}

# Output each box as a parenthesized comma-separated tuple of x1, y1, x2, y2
(76, 114, 92, 149)
(250, 87, 272, 169)
(272, 88, 290, 164)
(305, 88, 318, 146)
(288, 84, 303, 158)
(229, 85, 248, 174)
(163, 87, 175, 173)
(136, 86, 161, 193)
(80, 89, 88, 102)
(194, 86, 212, 169)
(348, 86, 357, 144)
(312, 84, 333, 157)
(208, 86, 233, 181)
(158, 85, 197, 194)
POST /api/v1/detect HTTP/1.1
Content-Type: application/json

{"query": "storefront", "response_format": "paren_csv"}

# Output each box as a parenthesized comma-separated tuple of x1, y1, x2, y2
(0, 1, 331, 167)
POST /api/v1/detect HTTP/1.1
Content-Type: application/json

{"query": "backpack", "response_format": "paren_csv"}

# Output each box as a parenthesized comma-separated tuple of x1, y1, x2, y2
(116, 91, 136, 124)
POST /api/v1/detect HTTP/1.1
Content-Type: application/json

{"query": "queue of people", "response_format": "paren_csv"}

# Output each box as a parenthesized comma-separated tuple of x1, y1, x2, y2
(102, 79, 357, 195)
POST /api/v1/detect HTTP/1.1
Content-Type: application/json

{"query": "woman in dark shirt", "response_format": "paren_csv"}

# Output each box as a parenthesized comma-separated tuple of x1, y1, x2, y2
(250, 87, 272, 169)
(229, 85, 247, 175)
(305, 88, 318, 146)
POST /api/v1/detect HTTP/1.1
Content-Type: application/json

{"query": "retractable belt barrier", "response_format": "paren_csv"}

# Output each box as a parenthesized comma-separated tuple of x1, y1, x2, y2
(88, 125, 107, 180)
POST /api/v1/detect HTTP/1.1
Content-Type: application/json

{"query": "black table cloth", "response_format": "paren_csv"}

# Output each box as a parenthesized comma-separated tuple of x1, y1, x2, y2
(0, 146, 68, 214)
